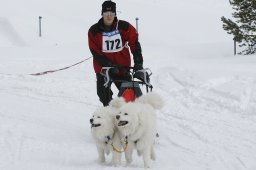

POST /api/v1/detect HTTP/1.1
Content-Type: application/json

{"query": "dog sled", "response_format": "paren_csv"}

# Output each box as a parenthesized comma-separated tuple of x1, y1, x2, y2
(100, 66, 153, 102)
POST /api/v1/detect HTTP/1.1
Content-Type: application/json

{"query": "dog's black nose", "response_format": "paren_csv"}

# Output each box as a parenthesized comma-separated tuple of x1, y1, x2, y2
(116, 115, 120, 120)
(90, 118, 93, 124)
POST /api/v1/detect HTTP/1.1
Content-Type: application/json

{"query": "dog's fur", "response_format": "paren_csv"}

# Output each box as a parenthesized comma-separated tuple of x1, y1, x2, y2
(112, 92, 164, 168)
(90, 106, 122, 166)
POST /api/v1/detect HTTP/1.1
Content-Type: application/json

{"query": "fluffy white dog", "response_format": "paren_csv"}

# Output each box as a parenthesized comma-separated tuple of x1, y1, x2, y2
(90, 106, 122, 166)
(112, 92, 164, 169)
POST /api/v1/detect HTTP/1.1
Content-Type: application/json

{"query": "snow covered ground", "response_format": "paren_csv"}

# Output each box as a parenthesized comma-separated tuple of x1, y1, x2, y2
(1, 0, 256, 169)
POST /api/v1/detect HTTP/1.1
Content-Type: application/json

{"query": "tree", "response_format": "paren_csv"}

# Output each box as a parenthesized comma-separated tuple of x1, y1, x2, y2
(221, 0, 256, 54)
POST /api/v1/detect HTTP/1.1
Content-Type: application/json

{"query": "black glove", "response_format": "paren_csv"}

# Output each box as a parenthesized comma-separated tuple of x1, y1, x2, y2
(134, 71, 150, 83)
(134, 63, 143, 72)
(109, 64, 121, 75)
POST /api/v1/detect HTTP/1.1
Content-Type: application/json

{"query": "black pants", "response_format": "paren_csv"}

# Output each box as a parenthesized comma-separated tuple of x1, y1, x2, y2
(96, 73, 131, 106)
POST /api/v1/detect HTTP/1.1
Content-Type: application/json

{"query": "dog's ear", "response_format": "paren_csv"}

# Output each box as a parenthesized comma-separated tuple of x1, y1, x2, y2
(109, 97, 126, 108)
(136, 92, 164, 110)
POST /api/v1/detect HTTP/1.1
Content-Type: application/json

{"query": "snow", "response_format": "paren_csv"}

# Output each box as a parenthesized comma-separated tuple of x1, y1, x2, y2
(1, 0, 256, 170)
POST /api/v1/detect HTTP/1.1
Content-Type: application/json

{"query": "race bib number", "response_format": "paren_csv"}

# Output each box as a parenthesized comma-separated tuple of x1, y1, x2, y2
(102, 30, 123, 53)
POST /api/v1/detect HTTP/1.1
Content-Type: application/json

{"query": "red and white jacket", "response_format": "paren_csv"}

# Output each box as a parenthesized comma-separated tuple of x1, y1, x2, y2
(88, 17, 143, 74)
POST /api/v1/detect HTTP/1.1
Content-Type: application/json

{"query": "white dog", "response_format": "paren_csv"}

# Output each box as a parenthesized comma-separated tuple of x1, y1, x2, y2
(112, 92, 164, 169)
(90, 106, 122, 166)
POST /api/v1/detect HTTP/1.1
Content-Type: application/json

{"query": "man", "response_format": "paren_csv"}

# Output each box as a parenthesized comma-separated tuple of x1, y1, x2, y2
(88, 0, 144, 106)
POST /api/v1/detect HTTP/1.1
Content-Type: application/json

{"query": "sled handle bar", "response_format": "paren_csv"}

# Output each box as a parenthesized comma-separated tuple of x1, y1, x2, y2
(101, 67, 112, 87)
(100, 66, 153, 88)
(100, 67, 134, 87)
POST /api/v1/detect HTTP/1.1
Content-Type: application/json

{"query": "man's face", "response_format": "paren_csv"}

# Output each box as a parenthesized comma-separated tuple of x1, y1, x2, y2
(102, 11, 115, 26)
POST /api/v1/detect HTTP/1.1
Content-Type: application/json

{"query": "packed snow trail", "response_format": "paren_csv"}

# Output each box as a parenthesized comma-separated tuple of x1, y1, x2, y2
(1, 62, 256, 170)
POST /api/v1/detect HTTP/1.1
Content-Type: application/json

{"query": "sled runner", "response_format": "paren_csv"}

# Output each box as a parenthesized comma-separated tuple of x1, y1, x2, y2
(100, 66, 153, 102)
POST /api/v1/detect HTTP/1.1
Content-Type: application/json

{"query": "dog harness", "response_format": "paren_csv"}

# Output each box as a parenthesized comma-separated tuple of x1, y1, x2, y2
(105, 136, 128, 153)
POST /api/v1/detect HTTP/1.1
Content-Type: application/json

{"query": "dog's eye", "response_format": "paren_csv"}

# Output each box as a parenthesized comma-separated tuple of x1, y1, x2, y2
(124, 113, 128, 115)
(118, 112, 121, 114)
(97, 116, 101, 118)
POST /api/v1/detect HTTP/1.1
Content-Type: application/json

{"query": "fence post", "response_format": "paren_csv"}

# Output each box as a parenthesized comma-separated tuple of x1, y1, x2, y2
(135, 17, 139, 33)
(39, 16, 42, 37)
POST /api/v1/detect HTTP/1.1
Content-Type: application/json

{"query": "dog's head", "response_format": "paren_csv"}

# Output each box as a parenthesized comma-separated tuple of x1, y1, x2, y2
(90, 107, 115, 129)
(115, 103, 140, 132)
(90, 113, 104, 128)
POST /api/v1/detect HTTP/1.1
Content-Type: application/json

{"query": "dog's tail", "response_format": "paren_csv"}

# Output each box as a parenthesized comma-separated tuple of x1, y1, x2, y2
(136, 92, 164, 110)
(109, 97, 126, 108)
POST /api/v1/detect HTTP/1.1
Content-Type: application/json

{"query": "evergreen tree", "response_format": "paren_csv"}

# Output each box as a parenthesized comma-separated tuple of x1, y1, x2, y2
(221, 0, 256, 54)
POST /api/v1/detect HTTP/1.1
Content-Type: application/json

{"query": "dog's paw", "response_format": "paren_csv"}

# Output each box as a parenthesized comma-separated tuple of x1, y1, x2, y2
(111, 160, 121, 167)
(144, 161, 152, 169)
(151, 152, 156, 161)
(125, 157, 133, 164)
